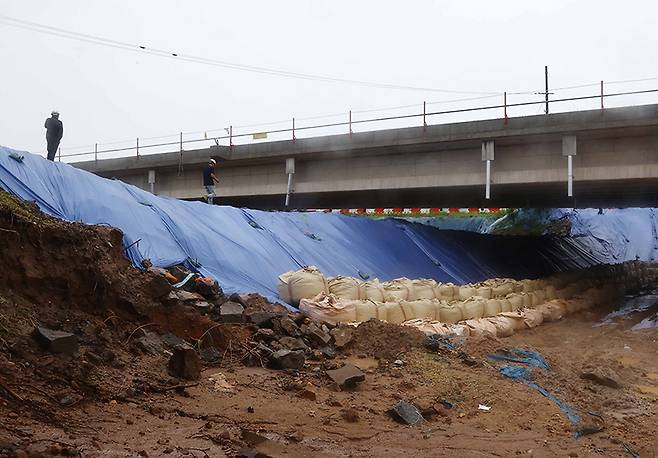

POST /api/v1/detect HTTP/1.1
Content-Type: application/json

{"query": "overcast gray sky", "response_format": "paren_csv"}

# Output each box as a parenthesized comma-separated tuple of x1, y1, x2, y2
(1, 0, 658, 158)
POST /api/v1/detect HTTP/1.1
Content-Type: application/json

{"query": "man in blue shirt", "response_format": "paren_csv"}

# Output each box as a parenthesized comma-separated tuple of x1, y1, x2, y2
(203, 159, 219, 204)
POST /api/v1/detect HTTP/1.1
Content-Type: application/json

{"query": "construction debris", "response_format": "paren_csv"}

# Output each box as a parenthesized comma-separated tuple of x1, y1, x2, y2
(389, 400, 425, 425)
(32, 327, 78, 354)
(325, 364, 365, 389)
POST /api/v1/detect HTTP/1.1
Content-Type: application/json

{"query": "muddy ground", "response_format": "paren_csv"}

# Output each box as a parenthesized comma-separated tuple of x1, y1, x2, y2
(0, 192, 657, 457)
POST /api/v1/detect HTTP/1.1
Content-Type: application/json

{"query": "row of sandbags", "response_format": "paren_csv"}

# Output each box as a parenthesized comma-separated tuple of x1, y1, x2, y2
(278, 266, 559, 306)
(298, 283, 615, 326)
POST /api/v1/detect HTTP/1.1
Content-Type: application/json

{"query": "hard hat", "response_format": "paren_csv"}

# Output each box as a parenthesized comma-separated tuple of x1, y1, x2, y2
(51, 110, 59, 116)
(209, 159, 216, 165)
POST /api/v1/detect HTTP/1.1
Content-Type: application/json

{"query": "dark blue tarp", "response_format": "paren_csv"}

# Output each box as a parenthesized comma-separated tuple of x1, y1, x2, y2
(0, 146, 609, 304)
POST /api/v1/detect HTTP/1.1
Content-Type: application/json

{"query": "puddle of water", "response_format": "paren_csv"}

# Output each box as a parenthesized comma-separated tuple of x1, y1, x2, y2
(595, 294, 658, 328)
(637, 385, 658, 396)
(344, 355, 379, 370)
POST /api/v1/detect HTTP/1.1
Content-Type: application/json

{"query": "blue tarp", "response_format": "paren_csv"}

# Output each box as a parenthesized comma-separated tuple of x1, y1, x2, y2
(0, 146, 621, 304)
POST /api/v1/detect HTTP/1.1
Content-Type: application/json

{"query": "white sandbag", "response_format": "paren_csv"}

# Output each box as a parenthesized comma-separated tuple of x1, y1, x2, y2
(403, 319, 453, 336)
(499, 311, 526, 331)
(363, 279, 387, 302)
(483, 299, 502, 317)
(278, 266, 328, 305)
(328, 276, 364, 300)
(486, 316, 516, 338)
(476, 286, 492, 300)
(382, 301, 413, 324)
(435, 283, 457, 300)
(382, 278, 413, 302)
(499, 298, 513, 313)
(355, 299, 386, 322)
(465, 318, 497, 337)
(410, 279, 438, 300)
(400, 299, 436, 320)
(506, 293, 524, 311)
(458, 285, 477, 301)
(521, 307, 544, 328)
(457, 297, 485, 320)
(299, 293, 357, 325)
(436, 302, 463, 324)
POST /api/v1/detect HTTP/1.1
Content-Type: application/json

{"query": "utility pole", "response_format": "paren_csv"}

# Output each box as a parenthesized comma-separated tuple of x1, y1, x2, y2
(544, 65, 549, 114)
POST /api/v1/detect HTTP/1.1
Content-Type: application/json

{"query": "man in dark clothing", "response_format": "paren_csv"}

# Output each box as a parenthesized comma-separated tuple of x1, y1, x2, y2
(203, 159, 219, 204)
(44, 111, 63, 161)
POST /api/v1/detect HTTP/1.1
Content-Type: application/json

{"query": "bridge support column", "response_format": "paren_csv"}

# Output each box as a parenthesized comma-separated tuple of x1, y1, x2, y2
(481, 140, 495, 200)
(562, 135, 577, 197)
(148, 169, 156, 195)
(285, 158, 295, 207)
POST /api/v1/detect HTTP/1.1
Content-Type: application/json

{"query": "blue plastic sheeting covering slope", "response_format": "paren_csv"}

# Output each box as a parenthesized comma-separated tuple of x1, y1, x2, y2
(0, 146, 604, 304)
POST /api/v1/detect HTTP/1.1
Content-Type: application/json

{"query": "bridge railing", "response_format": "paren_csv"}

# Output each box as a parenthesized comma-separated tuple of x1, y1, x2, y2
(57, 86, 658, 163)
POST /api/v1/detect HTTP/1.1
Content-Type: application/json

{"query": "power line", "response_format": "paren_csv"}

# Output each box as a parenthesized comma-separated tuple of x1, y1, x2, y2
(0, 14, 500, 95)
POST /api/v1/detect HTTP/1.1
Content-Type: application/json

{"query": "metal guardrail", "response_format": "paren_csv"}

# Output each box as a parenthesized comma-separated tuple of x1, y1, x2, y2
(58, 87, 658, 162)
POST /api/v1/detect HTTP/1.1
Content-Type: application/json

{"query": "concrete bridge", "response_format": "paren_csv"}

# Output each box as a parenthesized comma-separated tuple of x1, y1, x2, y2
(74, 104, 658, 208)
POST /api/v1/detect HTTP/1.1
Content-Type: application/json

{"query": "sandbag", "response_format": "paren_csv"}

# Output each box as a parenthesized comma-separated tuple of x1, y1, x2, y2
(457, 297, 485, 320)
(532, 290, 546, 306)
(499, 311, 526, 331)
(435, 283, 457, 300)
(403, 319, 453, 336)
(382, 278, 413, 302)
(355, 299, 386, 322)
(476, 286, 492, 300)
(299, 293, 356, 325)
(486, 316, 516, 337)
(400, 299, 436, 320)
(328, 276, 365, 300)
(410, 279, 438, 300)
(506, 293, 524, 311)
(483, 299, 502, 317)
(465, 318, 497, 337)
(363, 280, 387, 302)
(521, 292, 532, 308)
(278, 266, 328, 305)
(499, 298, 513, 313)
(492, 282, 514, 298)
(538, 300, 567, 322)
(544, 285, 557, 301)
(381, 301, 413, 324)
(521, 307, 544, 328)
(458, 285, 477, 301)
(437, 302, 463, 324)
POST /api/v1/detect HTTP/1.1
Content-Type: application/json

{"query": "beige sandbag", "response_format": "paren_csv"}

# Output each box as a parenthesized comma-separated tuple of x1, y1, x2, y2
(521, 279, 536, 293)
(328, 275, 364, 300)
(506, 293, 524, 311)
(532, 290, 546, 306)
(434, 282, 456, 300)
(486, 316, 516, 338)
(465, 318, 497, 337)
(299, 293, 357, 325)
(499, 311, 526, 331)
(538, 300, 567, 322)
(437, 302, 463, 324)
(521, 292, 532, 308)
(555, 287, 572, 300)
(564, 297, 588, 313)
(355, 299, 387, 322)
(521, 307, 544, 328)
(457, 297, 485, 320)
(483, 299, 502, 317)
(382, 278, 413, 302)
(363, 279, 386, 302)
(458, 285, 477, 301)
(476, 286, 492, 300)
(450, 324, 471, 337)
(492, 282, 514, 298)
(400, 299, 436, 320)
(403, 319, 453, 336)
(381, 301, 414, 324)
(544, 285, 557, 301)
(410, 279, 438, 300)
(499, 298, 513, 313)
(278, 266, 328, 305)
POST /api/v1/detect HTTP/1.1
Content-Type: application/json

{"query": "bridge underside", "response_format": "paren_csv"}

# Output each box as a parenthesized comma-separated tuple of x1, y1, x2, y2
(207, 178, 658, 210)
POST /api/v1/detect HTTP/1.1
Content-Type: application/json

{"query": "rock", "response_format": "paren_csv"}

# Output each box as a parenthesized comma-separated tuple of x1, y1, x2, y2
(85, 351, 104, 365)
(302, 323, 332, 346)
(277, 317, 300, 337)
(246, 310, 277, 327)
(580, 370, 622, 389)
(241, 429, 268, 446)
(278, 337, 309, 351)
(167, 344, 201, 380)
(145, 274, 172, 299)
(253, 328, 276, 342)
(389, 400, 425, 425)
(341, 407, 360, 423)
(220, 301, 244, 323)
(33, 327, 78, 354)
(134, 331, 165, 355)
(194, 277, 222, 300)
(296, 384, 317, 401)
(325, 364, 365, 389)
(229, 292, 250, 308)
(318, 346, 336, 359)
(193, 301, 213, 313)
(289, 431, 304, 442)
(161, 333, 187, 348)
(330, 327, 354, 348)
(393, 359, 404, 366)
(200, 347, 221, 363)
(236, 449, 270, 458)
(167, 290, 205, 302)
(269, 349, 305, 370)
